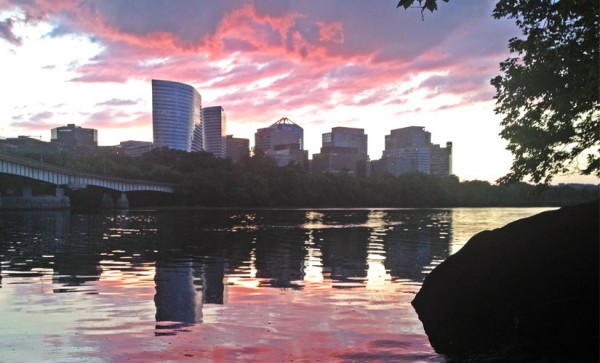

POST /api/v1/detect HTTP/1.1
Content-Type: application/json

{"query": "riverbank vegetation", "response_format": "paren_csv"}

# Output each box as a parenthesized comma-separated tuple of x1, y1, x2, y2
(9, 147, 596, 208)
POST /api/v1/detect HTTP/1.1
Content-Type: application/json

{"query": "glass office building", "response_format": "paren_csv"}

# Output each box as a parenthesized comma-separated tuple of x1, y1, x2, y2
(152, 79, 202, 152)
(202, 106, 227, 158)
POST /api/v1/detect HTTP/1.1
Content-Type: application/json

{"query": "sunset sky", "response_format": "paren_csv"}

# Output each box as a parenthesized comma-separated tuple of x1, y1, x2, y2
(0, 0, 595, 183)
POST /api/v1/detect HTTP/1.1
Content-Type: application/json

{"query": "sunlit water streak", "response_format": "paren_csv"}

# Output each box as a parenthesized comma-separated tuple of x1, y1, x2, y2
(0, 207, 552, 362)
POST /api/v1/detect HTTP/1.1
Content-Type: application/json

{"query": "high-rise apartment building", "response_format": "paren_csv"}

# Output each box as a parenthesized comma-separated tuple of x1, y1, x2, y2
(254, 117, 307, 167)
(312, 127, 369, 175)
(152, 79, 202, 152)
(202, 106, 226, 158)
(376, 126, 451, 176)
(51, 124, 98, 148)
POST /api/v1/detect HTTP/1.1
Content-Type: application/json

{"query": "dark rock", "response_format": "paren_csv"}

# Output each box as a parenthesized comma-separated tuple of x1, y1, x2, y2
(412, 201, 599, 361)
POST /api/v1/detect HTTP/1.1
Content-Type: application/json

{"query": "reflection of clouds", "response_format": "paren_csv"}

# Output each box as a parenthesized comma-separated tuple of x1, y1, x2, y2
(366, 240, 392, 290)
(448, 208, 554, 254)
(225, 241, 259, 288)
(303, 231, 323, 284)
(302, 211, 324, 229)
(366, 210, 392, 289)
(2, 208, 559, 361)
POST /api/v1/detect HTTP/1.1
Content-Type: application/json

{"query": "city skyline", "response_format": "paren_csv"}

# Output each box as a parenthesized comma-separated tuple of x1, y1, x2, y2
(0, 1, 596, 184)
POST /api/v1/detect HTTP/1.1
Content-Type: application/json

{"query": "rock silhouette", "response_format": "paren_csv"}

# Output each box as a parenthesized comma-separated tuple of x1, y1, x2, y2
(412, 201, 599, 361)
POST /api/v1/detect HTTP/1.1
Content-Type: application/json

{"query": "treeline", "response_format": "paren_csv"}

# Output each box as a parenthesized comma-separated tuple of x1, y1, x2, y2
(14, 147, 599, 208)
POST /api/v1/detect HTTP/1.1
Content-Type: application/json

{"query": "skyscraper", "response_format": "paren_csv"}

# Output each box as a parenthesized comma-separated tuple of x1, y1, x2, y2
(152, 79, 202, 152)
(51, 124, 98, 148)
(312, 127, 369, 175)
(254, 117, 304, 154)
(225, 135, 250, 163)
(323, 127, 368, 159)
(202, 106, 226, 158)
(376, 126, 451, 176)
(254, 117, 307, 167)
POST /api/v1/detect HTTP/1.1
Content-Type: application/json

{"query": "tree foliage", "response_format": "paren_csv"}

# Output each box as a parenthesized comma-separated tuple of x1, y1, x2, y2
(397, 0, 449, 14)
(7, 147, 596, 208)
(400, 0, 600, 184)
(492, 0, 599, 184)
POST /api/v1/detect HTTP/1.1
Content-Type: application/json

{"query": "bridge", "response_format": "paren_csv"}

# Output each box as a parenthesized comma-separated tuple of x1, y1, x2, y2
(0, 153, 176, 208)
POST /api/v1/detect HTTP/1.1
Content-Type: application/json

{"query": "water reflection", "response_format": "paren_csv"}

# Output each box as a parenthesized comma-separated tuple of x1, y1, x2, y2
(154, 261, 203, 333)
(0, 209, 456, 321)
(0, 207, 552, 361)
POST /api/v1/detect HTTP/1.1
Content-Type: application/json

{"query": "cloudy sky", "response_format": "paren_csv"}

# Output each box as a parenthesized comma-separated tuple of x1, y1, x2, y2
(0, 0, 594, 183)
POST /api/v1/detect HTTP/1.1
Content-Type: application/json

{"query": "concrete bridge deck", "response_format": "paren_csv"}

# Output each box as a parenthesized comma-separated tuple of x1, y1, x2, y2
(0, 153, 176, 193)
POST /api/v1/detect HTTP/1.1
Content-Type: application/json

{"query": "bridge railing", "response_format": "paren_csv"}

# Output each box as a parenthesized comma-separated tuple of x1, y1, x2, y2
(0, 152, 177, 192)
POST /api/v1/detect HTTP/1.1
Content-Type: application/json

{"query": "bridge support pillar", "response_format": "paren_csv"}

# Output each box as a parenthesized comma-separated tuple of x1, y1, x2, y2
(116, 193, 129, 209)
(101, 193, 114, 209)
(55, 187, 64, 199)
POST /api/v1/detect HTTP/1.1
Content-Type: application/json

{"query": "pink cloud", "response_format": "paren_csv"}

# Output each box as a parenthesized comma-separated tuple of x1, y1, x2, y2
(84, 109, 150, 129)
(3, 0, 519, 137)
(96, 98, 140, 107)
(317, 21, 344, 43)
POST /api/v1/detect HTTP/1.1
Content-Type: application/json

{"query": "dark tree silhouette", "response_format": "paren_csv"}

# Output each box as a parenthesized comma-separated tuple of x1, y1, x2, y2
(399, 0, 600, 184)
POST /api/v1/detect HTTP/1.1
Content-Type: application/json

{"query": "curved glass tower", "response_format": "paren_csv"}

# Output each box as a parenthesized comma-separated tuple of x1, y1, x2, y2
(152, 79, 202, 152)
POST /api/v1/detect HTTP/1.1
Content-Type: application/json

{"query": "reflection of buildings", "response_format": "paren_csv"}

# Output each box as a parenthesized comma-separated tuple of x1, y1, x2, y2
(302, 209, 453, 285)
(310, 211, 371, 285)
(153, 257, 230, 330)
(201, 256, 225, 304)
(151, 212, 257, 328)
(154, 262, 203, 326)
(52, 212, 104, 287)
(319, 227, 369, 284)
(0, 210, 109, 287)
(254, 228, 306, 288)
(381, 210, 452, 281)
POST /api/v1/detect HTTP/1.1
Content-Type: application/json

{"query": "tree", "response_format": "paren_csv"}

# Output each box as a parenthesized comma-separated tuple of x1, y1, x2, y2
(399, 0, 600, 184)
(397, 0, 448, 15)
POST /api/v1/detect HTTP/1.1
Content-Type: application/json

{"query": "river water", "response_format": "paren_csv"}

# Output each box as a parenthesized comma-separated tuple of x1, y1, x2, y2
(0, 207, 552, 362)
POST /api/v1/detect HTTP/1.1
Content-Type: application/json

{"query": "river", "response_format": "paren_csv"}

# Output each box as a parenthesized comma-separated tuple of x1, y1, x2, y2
(0, 207, 552, 362)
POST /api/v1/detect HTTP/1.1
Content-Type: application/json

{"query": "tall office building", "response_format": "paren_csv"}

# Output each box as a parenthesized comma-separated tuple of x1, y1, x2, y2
(51, 124, 98, 148)
(255, 117, 304, 153)
(152, 79, 202, 152)
(312, 127, 369, 175)
(202, 106, 226, 158)
(376, 126, 451, 176)
(431, 142, 453, 176)
(119, 140, 154, 157)
(225, 135, 250, 163)
(385, 126, 431, 150)
(254, 117, 307, 167)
